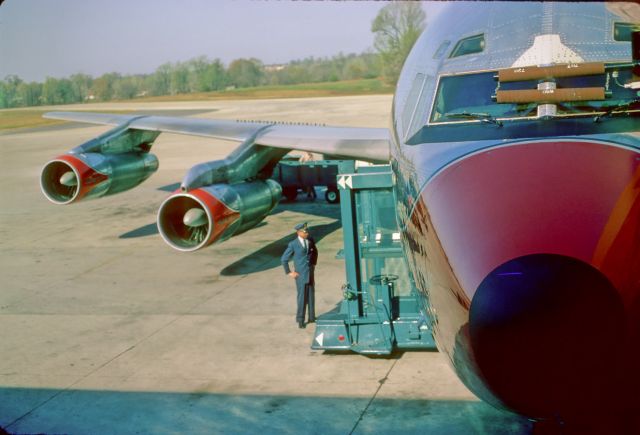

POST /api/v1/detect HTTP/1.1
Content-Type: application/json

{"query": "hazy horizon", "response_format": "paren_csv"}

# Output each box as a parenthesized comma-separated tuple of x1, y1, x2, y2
(0, 0, 447, 83)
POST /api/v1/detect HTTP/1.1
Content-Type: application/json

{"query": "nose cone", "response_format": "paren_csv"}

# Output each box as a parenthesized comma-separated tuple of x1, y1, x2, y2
(417, 139, 640, 419)
(183, 208, 208, 227)
(59, 171, 78, 187)
(423, 139, 640, 302)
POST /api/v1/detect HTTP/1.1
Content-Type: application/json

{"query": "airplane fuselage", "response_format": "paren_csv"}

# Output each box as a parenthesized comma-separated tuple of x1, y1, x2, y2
(391, 2, 640, 421)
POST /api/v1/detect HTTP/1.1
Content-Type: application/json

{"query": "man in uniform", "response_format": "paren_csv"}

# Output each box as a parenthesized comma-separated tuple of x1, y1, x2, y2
(281, 223, 318, 328)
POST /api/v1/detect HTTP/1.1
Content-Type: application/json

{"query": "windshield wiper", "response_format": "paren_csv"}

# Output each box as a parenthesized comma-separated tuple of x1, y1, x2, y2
(444, 111, 503, 127)
(593, 99, 640, 123)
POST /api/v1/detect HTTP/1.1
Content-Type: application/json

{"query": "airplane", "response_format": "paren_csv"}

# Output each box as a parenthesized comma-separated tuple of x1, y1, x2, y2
(38, 2, 640, 431)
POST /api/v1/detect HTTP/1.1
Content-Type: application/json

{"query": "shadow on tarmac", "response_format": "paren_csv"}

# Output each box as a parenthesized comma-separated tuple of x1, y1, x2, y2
(157, 182, 181, 193)
(114, 193, 343, 271)
(1, 388, 532, 435)
(220, 220, 341, 276)
(271, 192, 342, 221)
(119, 223, 158, 239)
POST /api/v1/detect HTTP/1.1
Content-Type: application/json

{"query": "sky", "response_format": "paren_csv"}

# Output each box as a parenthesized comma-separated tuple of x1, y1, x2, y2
(0, 0, 447, 83)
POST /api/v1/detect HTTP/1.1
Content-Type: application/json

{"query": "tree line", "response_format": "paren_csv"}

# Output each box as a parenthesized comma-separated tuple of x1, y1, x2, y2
(0, 52, 384, 109)
(0, 3, 426, 109)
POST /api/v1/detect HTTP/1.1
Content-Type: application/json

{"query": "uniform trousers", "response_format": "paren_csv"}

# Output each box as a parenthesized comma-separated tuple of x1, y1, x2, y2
(296, 281, 315, 323)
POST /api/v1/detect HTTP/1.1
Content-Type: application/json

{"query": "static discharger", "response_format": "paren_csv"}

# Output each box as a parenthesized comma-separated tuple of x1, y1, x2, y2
(497, 62, 605, 82)
(495, 87, 606, 104)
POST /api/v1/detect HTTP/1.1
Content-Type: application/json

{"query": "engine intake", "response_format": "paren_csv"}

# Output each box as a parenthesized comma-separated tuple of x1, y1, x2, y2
(40, 152, 159, 204)
(157, 180, 282, 252)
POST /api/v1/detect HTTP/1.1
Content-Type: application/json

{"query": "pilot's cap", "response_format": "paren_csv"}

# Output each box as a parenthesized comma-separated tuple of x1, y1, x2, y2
(294, 223, 308, 232)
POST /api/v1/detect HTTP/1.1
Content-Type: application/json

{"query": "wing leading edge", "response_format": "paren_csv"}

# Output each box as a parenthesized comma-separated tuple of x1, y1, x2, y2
(44, 111, 390, 163)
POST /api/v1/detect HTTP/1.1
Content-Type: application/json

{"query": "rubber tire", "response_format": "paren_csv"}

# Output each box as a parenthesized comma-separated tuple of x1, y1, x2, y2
(325, 187, 339, 204)
(283, 186, 298, 201)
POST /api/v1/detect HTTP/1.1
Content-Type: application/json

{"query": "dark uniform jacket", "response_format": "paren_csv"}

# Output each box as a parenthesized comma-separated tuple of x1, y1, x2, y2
(281, 236, 318, 284)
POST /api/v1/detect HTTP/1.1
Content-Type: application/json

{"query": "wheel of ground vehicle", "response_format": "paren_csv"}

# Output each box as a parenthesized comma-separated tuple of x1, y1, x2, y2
(325, 187, 340, 204)
(283, 186, 298, 201)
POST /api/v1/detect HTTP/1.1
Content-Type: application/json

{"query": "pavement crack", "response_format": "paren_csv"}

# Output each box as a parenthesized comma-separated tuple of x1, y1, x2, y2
(67, 251, 129, 281)
(184, 274, 248, 314)
(5, 318, 168, 431)
(5, 340, 140, 431)
(1, 250, 132, 312)
(348, 359, 398, 435)
(7, 272, 248, 430)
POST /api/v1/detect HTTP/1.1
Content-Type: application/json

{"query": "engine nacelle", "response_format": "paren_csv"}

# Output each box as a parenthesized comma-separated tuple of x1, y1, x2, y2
(40, 152, 159, 204)
(157, 180, 282, 252)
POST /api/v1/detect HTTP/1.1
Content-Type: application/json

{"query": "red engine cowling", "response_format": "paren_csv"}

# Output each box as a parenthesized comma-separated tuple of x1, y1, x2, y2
(157, 180, 282, 252)
(40, 152, 158, 204)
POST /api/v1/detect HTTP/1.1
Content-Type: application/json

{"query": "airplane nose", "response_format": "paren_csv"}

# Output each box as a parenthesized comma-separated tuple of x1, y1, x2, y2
(421, 139, 640, 302)
(469, 253, 626, 419)
(417, 138, 640, 420)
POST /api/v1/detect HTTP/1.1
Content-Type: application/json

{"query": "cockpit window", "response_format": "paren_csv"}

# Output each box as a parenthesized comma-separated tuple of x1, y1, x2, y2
(613, 22, 635, 42)
(433, 40, 451, 59)
(431, 72, 506, 122)
(402, 73, 426, 134)
(449, 34, 485, 58)
(429, 65, 639, 125)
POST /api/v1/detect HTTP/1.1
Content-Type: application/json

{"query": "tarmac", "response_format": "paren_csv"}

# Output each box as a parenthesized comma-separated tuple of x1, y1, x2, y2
(0, 96, 531, 434)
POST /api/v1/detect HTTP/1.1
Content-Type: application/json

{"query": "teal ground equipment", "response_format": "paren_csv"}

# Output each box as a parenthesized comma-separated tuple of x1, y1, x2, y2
(271, 157, 342, 203)
(312, 162, 436, 355)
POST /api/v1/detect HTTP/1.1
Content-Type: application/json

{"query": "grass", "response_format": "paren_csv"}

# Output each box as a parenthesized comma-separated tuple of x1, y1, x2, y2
(135, 78, 394, 102)
(0, 109, 68, 131)
(0, 109, 135, 131)
(0, 79, 394, 131)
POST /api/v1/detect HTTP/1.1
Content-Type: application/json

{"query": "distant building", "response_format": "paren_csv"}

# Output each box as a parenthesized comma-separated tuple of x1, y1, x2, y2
(264, 64, 286, 72)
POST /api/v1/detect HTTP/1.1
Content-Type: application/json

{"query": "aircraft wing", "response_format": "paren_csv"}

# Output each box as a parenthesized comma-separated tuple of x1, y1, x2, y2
(44, 111, 390, 163)
(42, 110, 391, 251)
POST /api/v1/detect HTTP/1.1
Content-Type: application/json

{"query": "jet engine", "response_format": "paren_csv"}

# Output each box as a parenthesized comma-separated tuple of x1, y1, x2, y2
(41, 124, 161, 204)
(40, 152, 159, 204)
(157, 179, 282, 252)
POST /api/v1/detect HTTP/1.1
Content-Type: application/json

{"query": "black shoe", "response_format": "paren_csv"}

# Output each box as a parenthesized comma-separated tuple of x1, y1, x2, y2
(298, 322, 305, 329)
(308, 319, 316, 324)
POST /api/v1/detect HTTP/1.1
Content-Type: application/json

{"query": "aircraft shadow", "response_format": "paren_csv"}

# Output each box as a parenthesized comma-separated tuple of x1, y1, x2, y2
(119, 223, 158, 239)
(271, 194, 342, 221)
(116, 198, 340, 243)
(1, 387, 532, 435)
(220, 220, 341, 276)
(157, 182, 181, 193)
(118, 198, 340, 242)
